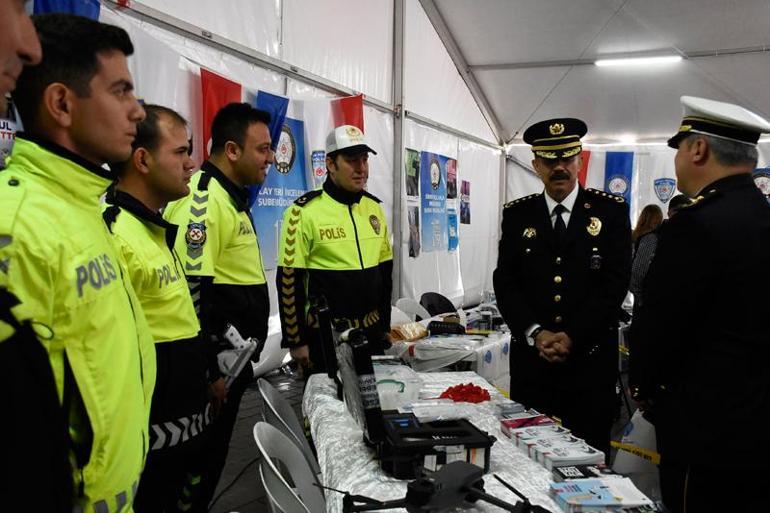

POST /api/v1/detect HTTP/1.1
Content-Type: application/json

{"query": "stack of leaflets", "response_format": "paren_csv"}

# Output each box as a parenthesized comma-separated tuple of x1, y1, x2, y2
(549, 477, 654, 512)
(543, 442, 605, 470)
(500, 409, 556, 436)
(508, 424, 572, 450)
(552, 464, 622, 482)
(529, 434, 592, 464)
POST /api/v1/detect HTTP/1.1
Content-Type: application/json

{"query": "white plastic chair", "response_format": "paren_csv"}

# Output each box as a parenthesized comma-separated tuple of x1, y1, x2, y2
(254, 422, 326, 513)
(390, 305, 412, 327)
(395, 297, 430, 322)
(257, 379, 321, 482)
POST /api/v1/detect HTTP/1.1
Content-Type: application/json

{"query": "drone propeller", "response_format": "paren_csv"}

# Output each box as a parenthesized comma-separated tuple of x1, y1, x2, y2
(493, 474, 553, 513)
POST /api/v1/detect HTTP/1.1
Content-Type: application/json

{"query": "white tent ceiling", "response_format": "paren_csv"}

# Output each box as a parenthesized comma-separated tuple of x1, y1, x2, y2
(421, 0, 770, 144)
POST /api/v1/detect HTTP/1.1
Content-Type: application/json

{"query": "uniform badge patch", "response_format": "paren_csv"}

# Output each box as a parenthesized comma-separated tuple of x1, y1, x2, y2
(522, 227, 537, 238)
(186, 222, 207, 249)
(587, 217, 602, 236)
(369, 215, 381, 235)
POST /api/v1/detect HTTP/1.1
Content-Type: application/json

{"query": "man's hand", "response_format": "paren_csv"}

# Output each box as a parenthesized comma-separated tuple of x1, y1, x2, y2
(550, 332, 573, 362)
(535, 329, 558, 360)
(209, 377, 227, 417)
(536, 330, 572, 363)
(290, 345, 310, 366)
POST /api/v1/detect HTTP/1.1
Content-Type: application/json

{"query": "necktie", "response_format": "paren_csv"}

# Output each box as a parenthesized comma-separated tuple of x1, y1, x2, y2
(553, 204, 567, 243)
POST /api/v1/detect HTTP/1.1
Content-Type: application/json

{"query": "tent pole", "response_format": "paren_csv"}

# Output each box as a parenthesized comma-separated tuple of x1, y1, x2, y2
(391, 0, 406, 302)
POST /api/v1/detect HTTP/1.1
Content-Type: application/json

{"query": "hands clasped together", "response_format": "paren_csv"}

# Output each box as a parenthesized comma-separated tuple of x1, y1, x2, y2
(534, 329, 573, 363)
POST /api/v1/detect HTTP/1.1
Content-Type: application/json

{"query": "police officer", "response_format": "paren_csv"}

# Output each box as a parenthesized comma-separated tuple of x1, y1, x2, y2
(0, 14, 154, 512)
(631, 96, 770, 513)
(164, 102, 273, 511)
(493, 118, 631, 459)
(277, 125, 393, 374)
(105, 105, 211, 512)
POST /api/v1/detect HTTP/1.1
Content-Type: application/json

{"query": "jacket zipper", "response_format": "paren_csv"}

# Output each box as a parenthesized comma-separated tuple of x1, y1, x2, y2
(348, 205, 364, 269)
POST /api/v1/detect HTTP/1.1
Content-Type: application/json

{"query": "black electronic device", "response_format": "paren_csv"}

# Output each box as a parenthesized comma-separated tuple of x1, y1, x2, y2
(427, 321, 465, 336)
(379, 413, 495, 479)
(326, 461, 553, 513)
(335, 328, 385, 445)
(310, 295, 342, 399)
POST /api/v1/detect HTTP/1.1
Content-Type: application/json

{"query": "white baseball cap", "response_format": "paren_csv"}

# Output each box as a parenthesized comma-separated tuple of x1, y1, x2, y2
(325, 125, 377, 156)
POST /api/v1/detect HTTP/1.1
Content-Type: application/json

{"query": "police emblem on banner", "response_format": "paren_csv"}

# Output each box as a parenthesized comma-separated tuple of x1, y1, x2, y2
(274, 124, 296, 174)
(311, 150, 326, 178)
(429, 158, 441, 190)
(607, 175, 629, 196)
(369, 215, 381, 235)
(186, 222, 207, 249)
(654, 178, 677, 203)
(753, 169, 770, 198)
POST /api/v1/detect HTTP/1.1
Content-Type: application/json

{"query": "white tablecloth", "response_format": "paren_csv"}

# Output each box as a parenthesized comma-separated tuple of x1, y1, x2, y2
(302, 371, 560, 513)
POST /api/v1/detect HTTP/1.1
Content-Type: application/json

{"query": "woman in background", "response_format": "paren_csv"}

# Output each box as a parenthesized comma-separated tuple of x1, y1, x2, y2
(631, 204, 663, 254)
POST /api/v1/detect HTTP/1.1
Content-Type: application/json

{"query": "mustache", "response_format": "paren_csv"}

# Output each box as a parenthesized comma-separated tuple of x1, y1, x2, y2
(549, 171, 570, 181)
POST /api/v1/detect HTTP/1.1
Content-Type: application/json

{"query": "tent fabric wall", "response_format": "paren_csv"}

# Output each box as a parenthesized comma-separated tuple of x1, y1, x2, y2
(130, 0, 281, 56)
(456, 140, 502, 305)
(283, 0, 394, 103)
(400, 120, 500, 307)
(401, 120, 463, 304)
(404, 0, 496, 144)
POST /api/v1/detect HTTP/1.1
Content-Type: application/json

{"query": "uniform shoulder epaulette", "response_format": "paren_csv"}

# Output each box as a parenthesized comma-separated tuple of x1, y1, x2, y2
(679, 188, 720, 211)
(586, 188, 625, 204)
(294, 189, 322, 207)
(504, 193, 538, 209)
(362, 190, 382, 203)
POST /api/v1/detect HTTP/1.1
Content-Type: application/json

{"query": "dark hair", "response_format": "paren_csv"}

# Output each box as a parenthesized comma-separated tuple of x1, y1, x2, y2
(114, 104, 188, 175)
(13, 13, 134, 131)
(133, 105, 187, 153)
(210, 102, 271, 155)
(632, 204, 663, 242)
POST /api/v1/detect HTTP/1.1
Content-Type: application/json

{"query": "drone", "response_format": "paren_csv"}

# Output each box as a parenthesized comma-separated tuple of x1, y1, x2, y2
(320, 461, 552, 513)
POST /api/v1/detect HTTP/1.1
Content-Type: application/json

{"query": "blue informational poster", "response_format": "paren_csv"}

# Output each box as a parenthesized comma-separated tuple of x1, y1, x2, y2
(420, 152, 449, 252)
(447, 210, 459, 252)
(251, 117, 308, 270)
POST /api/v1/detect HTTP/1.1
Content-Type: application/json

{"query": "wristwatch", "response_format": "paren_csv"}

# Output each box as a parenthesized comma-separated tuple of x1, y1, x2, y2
(527, 326, 543, 346)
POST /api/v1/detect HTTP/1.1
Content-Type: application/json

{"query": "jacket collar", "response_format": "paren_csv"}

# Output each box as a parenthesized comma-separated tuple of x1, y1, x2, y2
(201, 160, 249, 212)
(699, 172, 755, 195)
(323, 176, 363, 206)
(11, 134, 114, 201)
(106, 188, 175, 230)
(105, 189, 178, 250)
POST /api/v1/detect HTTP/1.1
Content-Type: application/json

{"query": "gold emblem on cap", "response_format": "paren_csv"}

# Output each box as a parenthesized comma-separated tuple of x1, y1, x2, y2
(549, 123, 565, 135)
(345, 126, 362, 137)
(679, 124, 692, 132)
(523, 227, 537, 238)
(587, 217, 602, 236)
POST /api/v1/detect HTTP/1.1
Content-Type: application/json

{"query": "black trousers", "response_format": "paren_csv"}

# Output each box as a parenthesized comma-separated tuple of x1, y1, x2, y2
(659, 460, 762, 513)
(134, 437, 207, 513)
(190, 364, 253, 512)
(134, 340, 210, 513)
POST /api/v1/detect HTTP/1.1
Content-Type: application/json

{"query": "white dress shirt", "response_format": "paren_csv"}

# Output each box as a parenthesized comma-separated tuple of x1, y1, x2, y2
(543, 184, 579, 228)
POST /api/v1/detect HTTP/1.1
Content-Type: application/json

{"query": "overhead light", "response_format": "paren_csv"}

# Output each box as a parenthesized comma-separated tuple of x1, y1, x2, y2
(617, 134, 637, 144)
(595, 55, 682, 67)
